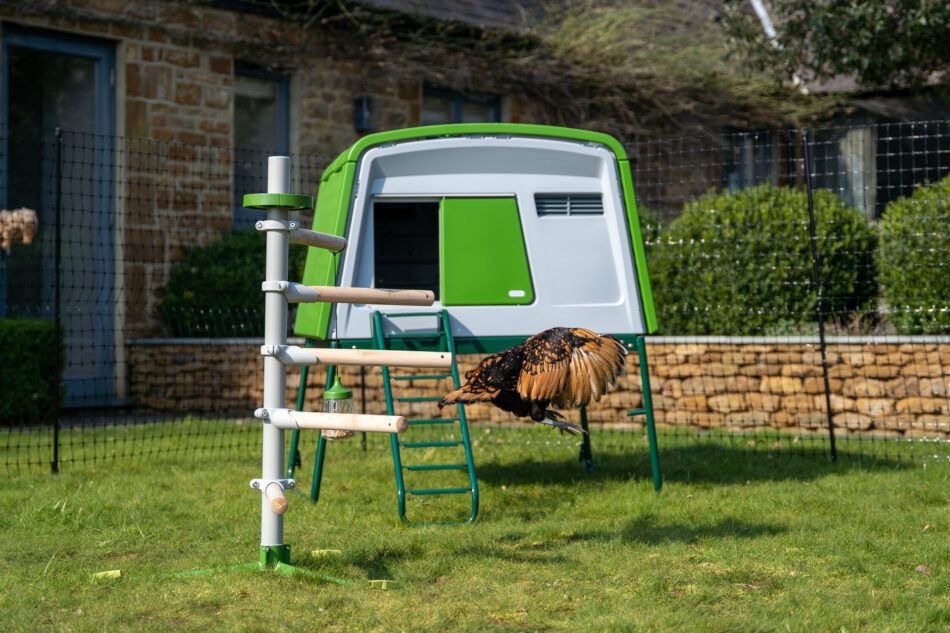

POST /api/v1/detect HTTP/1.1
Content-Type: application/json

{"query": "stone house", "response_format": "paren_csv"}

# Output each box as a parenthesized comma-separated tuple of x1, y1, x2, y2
(2, 1, 947, 441)
(0, 0, 555, 407)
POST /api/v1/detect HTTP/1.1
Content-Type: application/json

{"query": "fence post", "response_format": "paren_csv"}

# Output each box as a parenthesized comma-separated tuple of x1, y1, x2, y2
(801, 128, 838, 462)
(51, 128, 63, 474)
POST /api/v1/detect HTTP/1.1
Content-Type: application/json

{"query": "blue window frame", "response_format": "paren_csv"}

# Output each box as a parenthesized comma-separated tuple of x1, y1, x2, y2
(1, 24, 118, 406)
(1, 25, 115, 146)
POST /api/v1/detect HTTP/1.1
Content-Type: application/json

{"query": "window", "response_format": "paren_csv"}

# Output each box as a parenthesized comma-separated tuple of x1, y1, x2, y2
(233, 66, 289, 227)
(1, 25, 117, 406)
(535, 194, 604, 216)
(421, 88, 500, 125)
(722, 131, 774, 192)
(373, 201, 440, 297)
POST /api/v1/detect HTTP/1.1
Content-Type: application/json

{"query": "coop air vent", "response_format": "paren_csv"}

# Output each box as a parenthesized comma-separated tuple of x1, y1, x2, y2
(535, 194, 604, 216)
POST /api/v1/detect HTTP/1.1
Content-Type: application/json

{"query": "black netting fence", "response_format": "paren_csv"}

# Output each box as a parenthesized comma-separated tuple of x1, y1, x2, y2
(1, 121, 949, 474)
(625, 121, 949, 467)
(1, 128, 330, 471)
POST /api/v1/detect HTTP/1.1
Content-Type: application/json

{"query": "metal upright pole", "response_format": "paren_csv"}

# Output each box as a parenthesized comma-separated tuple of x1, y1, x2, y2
(801, 129, 838, 462)
(637, 335, 662, 492)
(309, 360, 336, 504)
(578, 406, 594, 473)
(260, 156, 291, 564)
(52, 128, 63, 475)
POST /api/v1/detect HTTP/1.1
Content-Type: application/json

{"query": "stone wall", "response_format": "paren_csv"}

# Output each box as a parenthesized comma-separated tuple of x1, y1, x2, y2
(645, 341, 950, 437)
(127, 339, 950, 437)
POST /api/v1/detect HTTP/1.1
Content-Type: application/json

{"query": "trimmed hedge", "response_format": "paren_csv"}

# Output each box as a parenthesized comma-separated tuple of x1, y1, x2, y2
(878, 173, 950, 334)
(0, 318, 64, 425)
(158, 230, 307, 337)
(649, 185, 876, 335)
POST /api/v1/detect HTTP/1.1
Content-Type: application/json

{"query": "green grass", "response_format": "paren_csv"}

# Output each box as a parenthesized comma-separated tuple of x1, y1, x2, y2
(2, 429, 950, 632)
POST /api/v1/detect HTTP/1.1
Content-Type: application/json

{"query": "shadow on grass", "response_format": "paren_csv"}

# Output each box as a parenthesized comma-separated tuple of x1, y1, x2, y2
(337, 542, 430, 581)
(455, 541, 572, 565)
(474, 443, 911, 489)
(455, 514, 784, 562)
(349, 551, 397, 581)
(616, 512, 786, 544)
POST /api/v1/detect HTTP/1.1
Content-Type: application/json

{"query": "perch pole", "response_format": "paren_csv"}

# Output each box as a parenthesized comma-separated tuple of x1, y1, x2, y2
(258, 155, 296, 568)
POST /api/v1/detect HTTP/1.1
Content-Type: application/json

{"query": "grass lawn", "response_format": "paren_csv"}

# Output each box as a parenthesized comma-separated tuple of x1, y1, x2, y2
(2, 427, 949, 632)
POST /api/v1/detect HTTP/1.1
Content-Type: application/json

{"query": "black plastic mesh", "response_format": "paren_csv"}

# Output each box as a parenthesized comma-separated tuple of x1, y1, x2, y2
(1, 122, 948, 472)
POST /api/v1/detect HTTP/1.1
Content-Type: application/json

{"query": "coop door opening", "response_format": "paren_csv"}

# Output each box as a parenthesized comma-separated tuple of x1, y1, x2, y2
(439, 197, 534, 305)
(373, 201, 440, 299)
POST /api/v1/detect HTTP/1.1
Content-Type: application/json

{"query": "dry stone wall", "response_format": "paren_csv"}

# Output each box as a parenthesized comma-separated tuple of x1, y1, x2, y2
(128, 339, 950, 437)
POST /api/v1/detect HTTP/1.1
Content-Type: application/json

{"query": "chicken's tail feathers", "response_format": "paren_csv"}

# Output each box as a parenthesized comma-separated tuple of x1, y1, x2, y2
(557, 330, 629, 409)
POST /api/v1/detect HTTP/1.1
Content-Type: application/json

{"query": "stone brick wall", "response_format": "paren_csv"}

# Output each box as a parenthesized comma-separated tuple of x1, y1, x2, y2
(127, 339, 950, 437)
(646, 341, 950, 437)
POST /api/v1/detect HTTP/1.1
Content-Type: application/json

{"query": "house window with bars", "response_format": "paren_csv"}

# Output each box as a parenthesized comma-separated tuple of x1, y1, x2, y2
(233, 66, 290, 227)
(421, 87, 500, 125)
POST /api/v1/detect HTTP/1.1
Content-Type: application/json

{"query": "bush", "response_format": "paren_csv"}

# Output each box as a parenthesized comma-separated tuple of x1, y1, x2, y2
(878, 174, 950, 334)
(649, 185, 876, 335)
(0, 318, 64, 425)
(158, 230, 307, 337)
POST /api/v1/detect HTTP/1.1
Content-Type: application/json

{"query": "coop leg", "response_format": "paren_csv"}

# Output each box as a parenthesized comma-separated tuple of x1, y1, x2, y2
(578, 405, 594, 473)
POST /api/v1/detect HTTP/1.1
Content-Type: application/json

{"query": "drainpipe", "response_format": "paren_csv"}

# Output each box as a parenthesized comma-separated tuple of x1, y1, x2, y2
(748, 0, 808, 94)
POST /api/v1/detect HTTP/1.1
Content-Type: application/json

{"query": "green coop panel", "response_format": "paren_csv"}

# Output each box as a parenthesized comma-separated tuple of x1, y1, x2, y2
(439, 197, 534, 306)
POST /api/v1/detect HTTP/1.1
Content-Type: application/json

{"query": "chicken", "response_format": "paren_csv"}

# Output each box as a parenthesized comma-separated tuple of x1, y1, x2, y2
(439, 327, 627, 434)
(0, 207, 38, 251)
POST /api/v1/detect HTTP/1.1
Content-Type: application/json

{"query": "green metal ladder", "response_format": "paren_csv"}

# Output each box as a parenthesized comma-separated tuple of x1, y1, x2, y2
(371, 309, 479, 525)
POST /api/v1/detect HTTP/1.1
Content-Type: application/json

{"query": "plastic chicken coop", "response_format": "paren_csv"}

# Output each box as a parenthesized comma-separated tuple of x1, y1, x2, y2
(290, 124, 662, 508)
(293, 123, 657, 351)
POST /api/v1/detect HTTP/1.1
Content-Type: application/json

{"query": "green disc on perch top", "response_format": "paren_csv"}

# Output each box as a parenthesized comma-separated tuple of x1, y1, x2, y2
(242, 192, 314, 210)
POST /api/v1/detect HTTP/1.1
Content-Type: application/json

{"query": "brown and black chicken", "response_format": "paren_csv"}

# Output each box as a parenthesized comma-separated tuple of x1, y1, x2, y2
(439, 327, 627, 434)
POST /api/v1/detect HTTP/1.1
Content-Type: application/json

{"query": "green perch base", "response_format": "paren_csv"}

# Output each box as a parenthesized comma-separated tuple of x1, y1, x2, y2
(172, 545, 347, 583)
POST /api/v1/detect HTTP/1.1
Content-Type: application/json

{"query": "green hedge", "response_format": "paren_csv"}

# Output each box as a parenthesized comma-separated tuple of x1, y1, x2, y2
(649, 185, 876, 335)
(878, 173, 950, 334)
(158, 230, 307, 337)
(0, 318, 64, 425)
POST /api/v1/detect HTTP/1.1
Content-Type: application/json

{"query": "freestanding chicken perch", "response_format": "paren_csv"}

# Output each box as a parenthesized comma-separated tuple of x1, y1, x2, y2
(439, 327, 627, 434)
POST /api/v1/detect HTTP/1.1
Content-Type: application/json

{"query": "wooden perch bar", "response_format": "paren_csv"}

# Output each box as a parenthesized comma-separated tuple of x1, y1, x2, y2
(285, 284, 435, 306)
(279, 346, 453, 369)
(265, 482, 288, 515)
(276, 410, 408, 433)
(289, 227, 347, 252)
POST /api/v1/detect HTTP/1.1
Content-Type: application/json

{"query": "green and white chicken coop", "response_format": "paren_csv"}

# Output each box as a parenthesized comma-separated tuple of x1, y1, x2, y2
(290, 124, 661, 524)
(294, 123, 656, 346)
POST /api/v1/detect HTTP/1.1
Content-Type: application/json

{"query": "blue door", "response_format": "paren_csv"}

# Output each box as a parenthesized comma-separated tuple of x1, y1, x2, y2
(1, 26, 117, 407)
